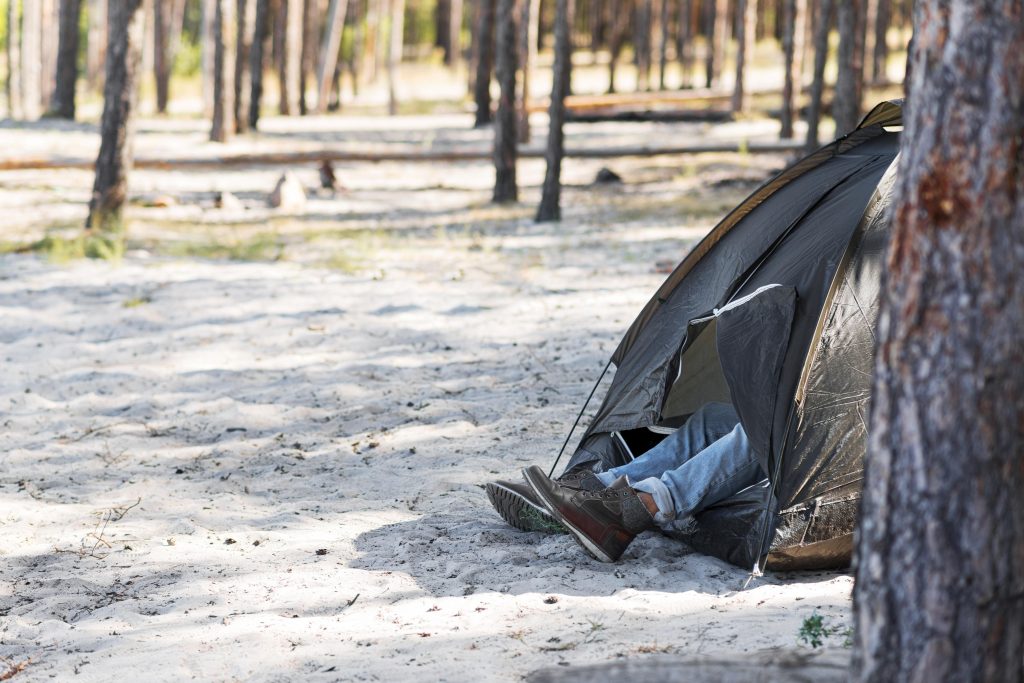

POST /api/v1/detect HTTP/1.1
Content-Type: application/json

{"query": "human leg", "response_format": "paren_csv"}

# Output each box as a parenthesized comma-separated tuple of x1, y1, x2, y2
(594, 402, 740, 488)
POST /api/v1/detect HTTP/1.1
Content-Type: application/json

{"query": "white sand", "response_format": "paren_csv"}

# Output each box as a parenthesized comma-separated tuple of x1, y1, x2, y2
(0, 116, 852, 682)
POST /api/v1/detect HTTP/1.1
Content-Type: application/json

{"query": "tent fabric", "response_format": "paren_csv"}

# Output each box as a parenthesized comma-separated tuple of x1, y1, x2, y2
(562, 101, 904, 570)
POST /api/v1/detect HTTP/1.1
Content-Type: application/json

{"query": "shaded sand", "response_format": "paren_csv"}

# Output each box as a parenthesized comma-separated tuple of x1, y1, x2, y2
(0, 116, 852, 682)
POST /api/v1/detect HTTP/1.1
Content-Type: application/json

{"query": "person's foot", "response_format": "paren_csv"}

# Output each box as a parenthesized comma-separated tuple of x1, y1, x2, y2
(522, 465, 656, 562)
(485, 469, 604, 533)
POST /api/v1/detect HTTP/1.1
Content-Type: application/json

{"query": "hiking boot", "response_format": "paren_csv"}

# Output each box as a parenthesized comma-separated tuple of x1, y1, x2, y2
(485, 469, 604, 533)
(522, 465, 655, 562)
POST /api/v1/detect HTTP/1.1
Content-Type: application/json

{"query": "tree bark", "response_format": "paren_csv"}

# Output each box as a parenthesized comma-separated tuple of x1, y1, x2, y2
(869, 0, 889, 84)
(657, 0, 669, 89)
(492, 0, 518, 202)
(273, 0, 301, 113)
(202, 0, 216, 116)
(86, 0, 107, 90)
(210, 0, 235, 141)
(606, 0, 630, 93)
(386, 0, 405, 115)
(473, 0, 495, 126)
(51, 0, 83, 119)
(7, 0, 22, 119)
(730, 0, 756, 112)
(298, 0, 317, 114)
(316, 0, 348, 113)
(516, 0, 540, 143)
(234, 0, 255, 131)
(86, 0, 145, 234)
(446, 0, 463, 66)
(705, 0, 728, 88)
(248, 0, 271, 127)
(675, 0, 693, 88)
(851, 2, 1024, 681)
(804, 0, 832, 150)
(832, 0, 864, 134)
(635, 0, 653, 91)
(778, 0, 805, 138)
(154, 0, 171, 113)
(41, 0, 59, 107)
(20, 0, 42, 120)
(535, 0, 573, 222)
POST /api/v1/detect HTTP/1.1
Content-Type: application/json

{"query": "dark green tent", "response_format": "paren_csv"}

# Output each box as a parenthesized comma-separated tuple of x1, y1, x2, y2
(562, 101, 903, 572)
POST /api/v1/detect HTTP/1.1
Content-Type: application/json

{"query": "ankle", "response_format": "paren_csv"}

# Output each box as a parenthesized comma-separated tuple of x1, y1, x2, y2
(636, 491, 659, 518)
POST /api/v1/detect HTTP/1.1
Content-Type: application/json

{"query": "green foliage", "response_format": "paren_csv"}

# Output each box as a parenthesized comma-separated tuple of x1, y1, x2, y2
(20, 233, 125, 263)
(163, 232, 285, 262)
(798, 612, 853, 649)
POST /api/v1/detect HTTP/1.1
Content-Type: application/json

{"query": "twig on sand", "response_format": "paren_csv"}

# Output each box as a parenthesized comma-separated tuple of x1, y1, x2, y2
(0, 657, 31, 681)
(54, 498, 142, 559)
(343, 594, 360, 611)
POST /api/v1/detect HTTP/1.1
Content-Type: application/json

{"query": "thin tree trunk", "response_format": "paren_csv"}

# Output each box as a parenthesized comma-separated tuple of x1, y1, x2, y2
(635, 0, 653, 91)
(778, 0, 805, 138)
(202, 0, 216, 116)
(473, 0, 495, 126)
(210, 0, 235, 141)
(86, 0, 145, 234)
(851, 2, 1024, 680)
(606, 0, 630, 93)
(21, 0, 42, 120)
(657, 0, 669, 89)
(804, 0, 832, 150)
(492, 0, 518, 202)
(832, 0, 864, 134)
(869, 0, 889, 84)
(446, 0, 463, 66)
(234, 0, 254, 131)
(41, 0, 59, 107)
(535, 0, 573, 222)
(275, 0, 301, 114)
(730, 0, 756, 112)
(348, 0, 365, 95)
(298, 0, 317, 113)
(7, 0, 22, 119)
(86, 0, 107, 90)
(52, 0, 83, 119)
(516, 0, 540, 143)
(386, 0, 404, 115)
(862, 0, 878, 88)
(316, 0, 348, 113)
(154, 0, 171, 112)
(248, 0, 271, 128)
(675, 0, 693, 88)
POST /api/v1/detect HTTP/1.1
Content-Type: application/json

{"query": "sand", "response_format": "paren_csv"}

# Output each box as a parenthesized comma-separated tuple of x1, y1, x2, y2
(0, 113, 853, 682)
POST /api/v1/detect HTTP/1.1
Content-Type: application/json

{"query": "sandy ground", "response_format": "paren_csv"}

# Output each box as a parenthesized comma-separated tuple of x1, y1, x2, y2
(0, 114, 854, 682)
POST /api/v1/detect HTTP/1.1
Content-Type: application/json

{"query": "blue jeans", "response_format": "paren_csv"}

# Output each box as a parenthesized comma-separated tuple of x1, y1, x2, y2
(594, 403, 763, 530)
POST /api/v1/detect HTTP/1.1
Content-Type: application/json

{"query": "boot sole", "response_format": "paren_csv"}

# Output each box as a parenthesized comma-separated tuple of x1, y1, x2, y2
(485, 482, 565, 534)
(522, 468, 616, 563)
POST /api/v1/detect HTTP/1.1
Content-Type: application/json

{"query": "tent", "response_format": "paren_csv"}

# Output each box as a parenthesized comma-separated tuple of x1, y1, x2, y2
(560, 100, 904, 572)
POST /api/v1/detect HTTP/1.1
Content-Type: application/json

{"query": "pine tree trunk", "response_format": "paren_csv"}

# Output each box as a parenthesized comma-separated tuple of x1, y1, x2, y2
(297, 0, 316, 113)
(316, 0, 348, 113)
(869, 0, 889, 84)
(51, 0, 83, 119)
(86, 0, 107, 91)
(446, 0, 463, 66)
(635, 0, 652, 91)
(535, 0, 573, 223)
(41, 0, 59, 107)
(234, 0, 254, 131)
(851, 2, 1024, 680)
(778, 0, 805, 138)
(730, 0, 755, 112)
(86, 0, 145, 234)
(276, 0, 301, 114)
(210, 0, 235, 141)
(386, 0, 405, 115)
(657, 0, 669, 89)
(606, 0, 630, 93)
(675, 0, 693, 88)
(21, 0, 42, 120)
(832, 0, 864, 134)
(154, 0, 171, 113)
(707, 0, 728, 88)
(492, 0, 518, 202)
(248, 0, 271, 128)
(7, 0, 22, 119)
(202, 0, 216, 116)
(804, 0, 831, 150)
(516, 0, 540, 143)
(473, 0, 495, 127)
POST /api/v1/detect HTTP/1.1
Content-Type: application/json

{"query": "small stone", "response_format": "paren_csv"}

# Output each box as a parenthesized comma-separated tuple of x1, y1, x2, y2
(315, 548, 328, 556)
(149, 194, 177, 208)
(224, 538, 236, 545)
(214, 191, 244, 210)
(594, 167, 623, 184)
(269, 171, 307, 211)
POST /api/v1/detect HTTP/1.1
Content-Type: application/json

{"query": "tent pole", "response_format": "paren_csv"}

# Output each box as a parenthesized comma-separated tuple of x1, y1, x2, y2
(548, 359, 613, 477)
